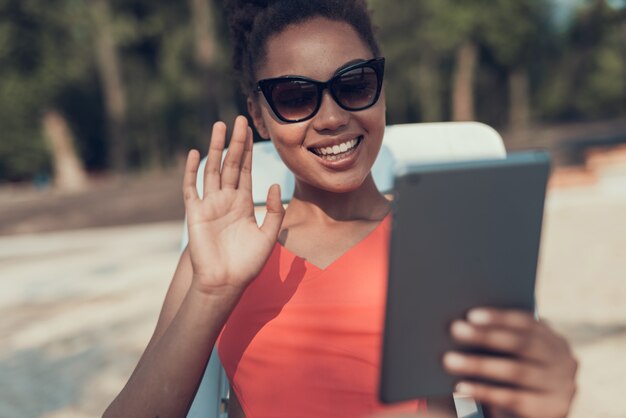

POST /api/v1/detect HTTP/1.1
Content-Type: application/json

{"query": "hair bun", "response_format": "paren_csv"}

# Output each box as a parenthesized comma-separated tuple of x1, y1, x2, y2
(224, 0, 380, 95)
(225, 0, 273, 72)
(225, 0, 271, 33)
(225, 0, 270, 7)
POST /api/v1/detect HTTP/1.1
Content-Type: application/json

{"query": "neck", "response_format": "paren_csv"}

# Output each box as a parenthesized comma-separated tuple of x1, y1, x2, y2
(287, 174, 391, 223)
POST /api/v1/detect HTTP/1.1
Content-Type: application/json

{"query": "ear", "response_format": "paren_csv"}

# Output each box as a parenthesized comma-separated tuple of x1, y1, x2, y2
(247, 97, 270, 140)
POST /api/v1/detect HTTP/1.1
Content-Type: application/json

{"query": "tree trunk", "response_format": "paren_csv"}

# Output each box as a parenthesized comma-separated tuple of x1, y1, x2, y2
(452, 40, 478, 121)
(416, 52, 443, 122)
(42, 109, 89, 192)
(89, 0, 128, 172)
(190, 0, 217, 70)
(189, 0, 237, 131)
(508, 67, 531, 130)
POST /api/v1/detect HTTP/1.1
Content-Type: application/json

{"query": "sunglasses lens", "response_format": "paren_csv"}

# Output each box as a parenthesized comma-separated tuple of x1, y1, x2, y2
(270, 80, 318, 122)
(333, 66, 380, 110)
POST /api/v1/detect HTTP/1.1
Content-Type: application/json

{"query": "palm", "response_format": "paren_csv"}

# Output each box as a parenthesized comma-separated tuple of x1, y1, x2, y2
(187, 189, 274, 286)
(183, 117, 284, 294)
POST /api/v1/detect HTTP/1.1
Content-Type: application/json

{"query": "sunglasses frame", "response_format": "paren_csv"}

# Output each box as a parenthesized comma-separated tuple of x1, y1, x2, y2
(255, 57, 385, 123)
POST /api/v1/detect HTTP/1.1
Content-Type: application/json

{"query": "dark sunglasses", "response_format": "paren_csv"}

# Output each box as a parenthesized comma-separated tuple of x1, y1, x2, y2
(255, 57, 385, 123)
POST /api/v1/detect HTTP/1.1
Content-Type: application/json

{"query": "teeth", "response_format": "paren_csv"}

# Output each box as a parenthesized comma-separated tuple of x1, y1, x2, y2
(313, 138, 359, 157)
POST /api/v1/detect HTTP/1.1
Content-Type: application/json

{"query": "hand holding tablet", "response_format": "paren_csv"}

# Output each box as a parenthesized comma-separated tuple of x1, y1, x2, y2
(444, 307, 578, 418)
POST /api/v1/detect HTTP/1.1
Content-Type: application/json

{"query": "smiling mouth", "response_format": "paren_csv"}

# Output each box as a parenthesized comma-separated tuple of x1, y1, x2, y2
(308, 136, 363, 161)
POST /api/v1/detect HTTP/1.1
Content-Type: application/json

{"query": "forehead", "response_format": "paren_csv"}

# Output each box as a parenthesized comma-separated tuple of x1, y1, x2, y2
(258, 17, 374, 81)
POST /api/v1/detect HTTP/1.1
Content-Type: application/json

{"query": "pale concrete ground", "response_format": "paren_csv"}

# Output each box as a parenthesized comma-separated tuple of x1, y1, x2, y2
(1, 160, 625, 418)
(0, 223, 183, 418)
(538, 159, 626, 418)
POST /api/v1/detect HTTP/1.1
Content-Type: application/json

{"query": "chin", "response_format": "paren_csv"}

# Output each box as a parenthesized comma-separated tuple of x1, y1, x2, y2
(303, 172, 372, 194)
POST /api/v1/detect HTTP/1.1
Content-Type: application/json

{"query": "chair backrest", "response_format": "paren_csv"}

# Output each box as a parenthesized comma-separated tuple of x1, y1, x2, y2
(189, 121, 505, 205)
(184, 121, 506, 418)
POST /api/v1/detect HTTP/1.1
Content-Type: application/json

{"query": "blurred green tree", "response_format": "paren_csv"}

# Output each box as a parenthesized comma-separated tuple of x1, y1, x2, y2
(89, 0, 129, 172)
(1, 0, 625, 183)
(371, 0, 556, 128)
(105, 0, 237, 169)
(0, 0, 95, 182)
(370, 0, 478, 123)
(479, 0, 556, 129)
(538, 0, 626, 120)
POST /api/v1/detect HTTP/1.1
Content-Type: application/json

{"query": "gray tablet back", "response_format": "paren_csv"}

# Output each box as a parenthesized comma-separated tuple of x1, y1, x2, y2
(379, 151, 550, 403)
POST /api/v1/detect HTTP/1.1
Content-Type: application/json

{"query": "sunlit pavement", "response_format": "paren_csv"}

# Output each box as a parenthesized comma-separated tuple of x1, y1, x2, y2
(1, 165, 625, 417)
(0, 222, 183, 418)
(539, 163, 626, 418)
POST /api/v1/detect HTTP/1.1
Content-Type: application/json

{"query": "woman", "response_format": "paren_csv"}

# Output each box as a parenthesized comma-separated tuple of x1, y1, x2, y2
(104, 1, 578, 417)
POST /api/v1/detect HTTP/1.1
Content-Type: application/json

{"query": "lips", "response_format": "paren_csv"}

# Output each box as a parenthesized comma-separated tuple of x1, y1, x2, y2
(308, 136, 363, 160)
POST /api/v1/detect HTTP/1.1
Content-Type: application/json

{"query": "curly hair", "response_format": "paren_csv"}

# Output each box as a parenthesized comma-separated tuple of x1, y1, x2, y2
(224, 0, 381, 96)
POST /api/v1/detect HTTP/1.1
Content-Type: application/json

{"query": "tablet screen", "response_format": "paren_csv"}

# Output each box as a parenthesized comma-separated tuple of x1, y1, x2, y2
(379, 151, 550, 403)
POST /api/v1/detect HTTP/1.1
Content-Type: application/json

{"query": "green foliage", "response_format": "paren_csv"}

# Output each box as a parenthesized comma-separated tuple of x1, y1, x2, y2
(537, 0, 626, 120)
(0, 0, 624, 182)
(0, 0, 98, 179)
(479, 0, 555, 67)
(579, 37, 626, 116)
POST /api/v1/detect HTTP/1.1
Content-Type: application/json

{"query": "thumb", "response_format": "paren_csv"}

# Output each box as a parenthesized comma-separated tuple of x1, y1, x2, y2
(260, 184, 285, 239)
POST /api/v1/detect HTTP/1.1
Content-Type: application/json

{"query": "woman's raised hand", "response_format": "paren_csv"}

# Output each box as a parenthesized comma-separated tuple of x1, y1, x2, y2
(183, 116, 285, 297)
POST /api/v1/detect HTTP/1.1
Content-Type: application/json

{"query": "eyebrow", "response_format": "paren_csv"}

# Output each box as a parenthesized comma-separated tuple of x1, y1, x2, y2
(333, 58, 371, 75)
(271, 58, 373, 80)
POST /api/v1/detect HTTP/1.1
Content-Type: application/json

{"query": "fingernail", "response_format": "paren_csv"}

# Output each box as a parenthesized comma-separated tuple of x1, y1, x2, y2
(468, 309, 491, 325)
(443, 352, 465, 369)
(451, 321, 474, 338)
(455, 382, 473, 395)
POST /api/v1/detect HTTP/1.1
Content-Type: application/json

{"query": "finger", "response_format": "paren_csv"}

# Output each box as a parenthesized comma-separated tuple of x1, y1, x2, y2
(443, 351, 550, 391)
(221, 116, 249, 189)
(183, 150, 201, 203)
(205, 121, 227, 195)
(467, 309, 568, 361)
(535, 318, 577, 357)
(450, 320, 546, 363)
(238, 126, 254, 194)
(260, 184, 285, 240)
(455, 381, 545, 418)
(467, 308, 537, 332)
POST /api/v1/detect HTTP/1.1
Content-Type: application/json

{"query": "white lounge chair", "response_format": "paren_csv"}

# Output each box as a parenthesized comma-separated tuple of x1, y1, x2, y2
(182, 122, 507, 418)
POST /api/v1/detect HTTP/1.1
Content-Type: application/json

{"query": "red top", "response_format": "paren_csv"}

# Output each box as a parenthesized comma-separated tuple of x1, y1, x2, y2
(218, 214, 426, 417)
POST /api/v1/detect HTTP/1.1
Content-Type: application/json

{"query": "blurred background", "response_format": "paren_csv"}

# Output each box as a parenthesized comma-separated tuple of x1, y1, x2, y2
(1, 0, 625, 417)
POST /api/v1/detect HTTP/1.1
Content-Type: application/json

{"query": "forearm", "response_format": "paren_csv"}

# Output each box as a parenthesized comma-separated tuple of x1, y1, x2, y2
(104, 287, 240, 418)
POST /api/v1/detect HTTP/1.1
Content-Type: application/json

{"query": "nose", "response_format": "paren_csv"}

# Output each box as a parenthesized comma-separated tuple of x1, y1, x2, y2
(311, 90, 350, 133)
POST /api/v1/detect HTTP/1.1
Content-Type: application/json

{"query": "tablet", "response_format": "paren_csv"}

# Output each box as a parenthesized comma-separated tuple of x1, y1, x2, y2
(379, 151, 550, 403)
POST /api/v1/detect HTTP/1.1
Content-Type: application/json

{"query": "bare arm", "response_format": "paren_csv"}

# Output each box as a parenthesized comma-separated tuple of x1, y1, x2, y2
(103, 267, 240, 418)
(104, 116, 284, 418)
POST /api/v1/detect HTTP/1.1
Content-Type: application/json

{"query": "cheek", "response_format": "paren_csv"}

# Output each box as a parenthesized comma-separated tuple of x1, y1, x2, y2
(370, 96, 387, 130)
(264, 116, 310, 154)
(267, 129, 310, 173)
(269, 128, 306, 155)
(360, 107, 386, 152)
